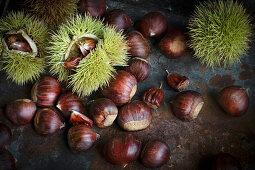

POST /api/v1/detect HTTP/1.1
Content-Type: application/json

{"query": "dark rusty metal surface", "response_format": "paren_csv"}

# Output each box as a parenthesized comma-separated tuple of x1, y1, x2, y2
(0, 0, 255, 169)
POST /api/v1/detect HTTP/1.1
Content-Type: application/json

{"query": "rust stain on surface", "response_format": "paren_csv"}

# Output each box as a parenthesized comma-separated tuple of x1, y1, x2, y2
(239, 63, 254, 80)
(209, 74, 235, 88)
(199, 65, 206, 72)
(149, 55, 157, 60)
(195, 81, 202, 88)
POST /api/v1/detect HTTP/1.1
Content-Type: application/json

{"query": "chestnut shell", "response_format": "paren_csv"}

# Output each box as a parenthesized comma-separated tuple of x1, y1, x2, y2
(31, 76, 62, 107)
(56, 91, 85, 120)
(68, 124, 98, 153)
(34, 108, 64, 136)
(104, 9, 132, 31)
(0, 123, 12, 148)
(159, 29, 187, 58)
(0, 148, 15, 170)
(117, 100, 152, 131)
(102, 70, 137, 106)
(78, 0, 106, 17)
(5, 99, 37, 125)
(137, 12, 168, 38)
(218, 86, 249, 116)
(172, 90, 204, 121)
(103, 133, 142, 167)
(142, 87, 164, 109)
(141, 140, 170, 168)
(126, 30, 150, 59)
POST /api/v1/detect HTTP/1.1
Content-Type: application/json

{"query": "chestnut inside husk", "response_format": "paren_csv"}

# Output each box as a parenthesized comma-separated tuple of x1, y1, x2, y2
(0, 123, 12, 148)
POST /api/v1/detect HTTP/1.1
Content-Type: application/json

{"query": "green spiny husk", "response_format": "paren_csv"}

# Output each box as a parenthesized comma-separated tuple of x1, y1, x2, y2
(0, 11, 48, 85)
(48, 14, 129, 97)
(188, 0, 252, 67)
(23, 0, 77, 29)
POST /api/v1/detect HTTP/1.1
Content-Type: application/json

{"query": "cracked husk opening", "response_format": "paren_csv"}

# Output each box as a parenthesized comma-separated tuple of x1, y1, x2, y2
(3, 29, 38, 57)
(64, 33, 99, 60)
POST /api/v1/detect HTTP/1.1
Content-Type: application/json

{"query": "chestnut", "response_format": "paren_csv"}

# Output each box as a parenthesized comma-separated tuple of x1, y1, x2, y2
(102, 70, 137, 106)
(166, 70, 189, 91)
(104, 9, 132, 31)
(69, 110, 93, 127)
(126, 30, 150, 59)
(159, 29, 187, 58)
(142, 83, 164, 109)
(5, 99, 37, 125)
(67, 124, 99, 153)
(78, 0, 106, 18)
(63, 55, 84, 69)
(9, 41, 32, 53)
(117, 100, 152, 131)
(125, 57, 150, 82)
(0, 148, 15, 170)
(103, 133, 142, 167)
(141, 140, 170, 168)
(89, 98, 118, 128)
(31, 76, 62, 107)
(218, 86, 249, 116)
(0, 123, 12, 148)
(137, 12, 168, 38)
(172, 90, 204, 121)
(34, 108, 64, 136)
(56, 91, 85, 120)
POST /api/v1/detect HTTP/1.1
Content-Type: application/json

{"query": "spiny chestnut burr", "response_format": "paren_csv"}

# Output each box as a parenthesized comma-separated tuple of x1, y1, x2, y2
(126, 30, 150, 59)
(56, 91, 85, 120)
(102, 70, 137, 106)
(68, 124, 99, 153)
(137, 12, 168, 38)
(159, 29, 187, 58)
(0, 148, 15, 170)
(5, 99, 37, 125)
(142, 83, 164, 109)
(141, 141, 170, 168)
(104, 9, 132, 31)
(31, 76, 62, 107)
(218, 86, 249, 116)
(63, 55, 84, 69)
(166, 70, 189, 91)
(69, 110, 93, 127)
(78, 0, 106, 18)
(103, 133, 142, 167)
(34, 108, 64, 136)
(125, 57, 150, 82)
(117, 100, 152, 131)
(89, 98, 118, 128)
(0, 123, 12, 148)
(172, 90, 204, 121)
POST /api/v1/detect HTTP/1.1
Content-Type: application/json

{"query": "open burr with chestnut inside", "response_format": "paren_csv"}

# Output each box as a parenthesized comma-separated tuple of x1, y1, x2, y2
(171, 90, 204, 121)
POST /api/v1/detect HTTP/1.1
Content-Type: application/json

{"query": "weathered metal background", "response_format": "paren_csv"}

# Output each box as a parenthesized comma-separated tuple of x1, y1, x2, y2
(0, 0, 255, 169)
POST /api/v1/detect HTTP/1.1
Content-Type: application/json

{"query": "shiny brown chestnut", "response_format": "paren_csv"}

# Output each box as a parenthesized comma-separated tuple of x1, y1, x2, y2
(159, 29, 187, 58)
(34, 108, 64, 136)
(198, 153, 241, 170)
(67, 124, 99, 153)
(0, 123, 12, 148)
(172, 90, 204, 121)
(117, 100, 152, 131)
(31, 76, 62, 107)
(56, 91, 85, 120)
(141, 140, 170, 168)
(5, 34, 19, 45)
(126, 30, 150, 59)
(63, 55, 84, 69)
(78, 0, 106, 18)
(166, 70, 189, 91)
(9, 41, 32, 53)
(142, 83, 164, 109)
(5, 99, 37, 125)
(104, 9, 132, 31)
(89, 98, 118, 128)
(0, 148, 15, 170)
(102, 70, 137, 106)
(137, 12, 168, 38)
(103, 133, 142, 167)
(125, 57, 150, 82)
(69, 110, 93, 127)
(218, 86, 249, 116)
